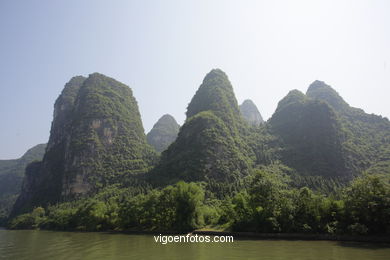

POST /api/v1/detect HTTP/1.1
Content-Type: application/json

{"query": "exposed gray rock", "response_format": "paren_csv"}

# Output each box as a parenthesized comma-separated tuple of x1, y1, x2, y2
(147, 114, 180, 153)
(239, 99, 264, 126)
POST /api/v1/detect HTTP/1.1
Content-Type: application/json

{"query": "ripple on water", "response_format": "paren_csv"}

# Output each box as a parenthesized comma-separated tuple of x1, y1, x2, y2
(1, 230, 390, 260)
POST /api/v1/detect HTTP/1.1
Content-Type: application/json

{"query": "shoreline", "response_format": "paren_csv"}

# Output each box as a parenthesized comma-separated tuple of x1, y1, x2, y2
(192, 230, 390, 244)
(2, 227, 389, 244)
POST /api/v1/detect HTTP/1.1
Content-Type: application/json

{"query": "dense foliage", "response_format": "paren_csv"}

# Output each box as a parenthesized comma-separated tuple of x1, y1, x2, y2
(186, 69, 243, 135)
(152, 111, 252, 185)
(9, 171, 390, 236)
(269, 91, 347, 178)
(6, 70, 390, 238)
(70, 73, 157, 182)
(11, 73, 157, 217)
(306, 80, 390, 177)
(151, 69, 254, 185)
(10, 182, 207, 232)
(229, 168, 388, 235)
(264, 80, 390, 183)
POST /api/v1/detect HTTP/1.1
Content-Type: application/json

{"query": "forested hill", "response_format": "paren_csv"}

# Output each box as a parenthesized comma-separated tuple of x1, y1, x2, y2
(0, 144, 46, 224)
(269, 88, 348, 179)
(306, 80, 390, 177)
(150, 69, 254, 187)
(6, 70, 390, 236)
(0, 144, 46, 181)
(266, 80, 390, 181)
(11, 73, 156, 217)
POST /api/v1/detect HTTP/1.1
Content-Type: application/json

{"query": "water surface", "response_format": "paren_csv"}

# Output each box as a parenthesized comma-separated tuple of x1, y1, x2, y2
(1, 229, 389, 260)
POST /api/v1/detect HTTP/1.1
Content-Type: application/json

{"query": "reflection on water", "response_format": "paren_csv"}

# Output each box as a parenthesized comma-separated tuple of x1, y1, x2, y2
(0, 229, 389, 260)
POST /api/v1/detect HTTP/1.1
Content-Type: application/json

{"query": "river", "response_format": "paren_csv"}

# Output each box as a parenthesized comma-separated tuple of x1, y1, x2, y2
(1, 229, 389, 259)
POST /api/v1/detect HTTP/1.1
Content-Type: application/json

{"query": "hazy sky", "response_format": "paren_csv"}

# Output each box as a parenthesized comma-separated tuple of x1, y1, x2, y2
(0, 0, 389, 159)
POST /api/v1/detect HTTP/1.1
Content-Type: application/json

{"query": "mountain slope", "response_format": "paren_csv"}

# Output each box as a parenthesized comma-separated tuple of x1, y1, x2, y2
(151, 69, 253, 185)
(186, 69, 244, 136)
(12, 73, 156, 216)
(306, 80, 390, 176)
(0, 144, 46, 197)
(147, 114, 180, 153)
(264, 80, 390, 181)
(0, 144, 46, 224)
(240, 99, 264, 126)
(269, 89, 347, 178)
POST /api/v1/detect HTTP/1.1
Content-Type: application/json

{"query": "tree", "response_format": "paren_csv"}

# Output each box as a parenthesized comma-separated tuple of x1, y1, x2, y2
(343, 174, 390, 234)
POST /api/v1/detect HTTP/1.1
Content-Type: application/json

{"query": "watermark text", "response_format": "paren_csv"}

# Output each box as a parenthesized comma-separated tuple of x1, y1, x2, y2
(154, 234, 234, 245)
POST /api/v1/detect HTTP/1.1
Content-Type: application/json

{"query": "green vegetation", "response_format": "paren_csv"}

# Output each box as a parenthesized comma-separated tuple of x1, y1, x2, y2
(0, 144, 46, 225)
(11, 73, 157, 217)
(9, 171, 390, 236)
(151, 69, 254, 186)
(7, 71, 390, 238)
(264, 80, 390, 182)
(70, 73, 157, 183)
(269, 92, 347, 178)
(152, 111, 252, 185)
(306, 80, 390, 177)
(10, 182, 207, 232)
(186, 69, 243, 135)
(306, 80, 349, 111)
(0, 144, 46, 194)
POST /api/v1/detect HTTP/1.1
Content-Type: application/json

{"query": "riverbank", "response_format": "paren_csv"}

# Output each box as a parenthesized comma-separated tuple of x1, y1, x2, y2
(3, 226, 389, 244)
(192, 230, 390, 243)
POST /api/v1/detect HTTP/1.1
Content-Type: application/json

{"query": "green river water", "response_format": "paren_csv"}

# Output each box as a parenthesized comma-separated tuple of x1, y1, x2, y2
(0, 229, 389, 260)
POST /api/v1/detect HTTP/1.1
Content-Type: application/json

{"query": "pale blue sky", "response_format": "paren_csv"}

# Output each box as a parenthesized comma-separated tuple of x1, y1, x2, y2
(1, 0, 389, 159)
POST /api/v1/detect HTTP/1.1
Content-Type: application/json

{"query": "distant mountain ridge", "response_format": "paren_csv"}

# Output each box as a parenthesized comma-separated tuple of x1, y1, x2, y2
(0, 143, 46, 224)
(269, 88, 347, 178)
(0, 144, 46, 196)
(240, 99, 264, 126)
(8, 70, 390, 220)
(147, 114, 180, 153)
(267, 80, 390, 180)
(306, 80, 390, 177)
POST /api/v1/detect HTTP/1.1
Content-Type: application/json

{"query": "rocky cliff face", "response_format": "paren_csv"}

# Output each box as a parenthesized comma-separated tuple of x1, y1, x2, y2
(12, 73, 156, 216)
(152, 69, 253, 184)
(239, 99, 263, 126)
(147, 114, 179, 153)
